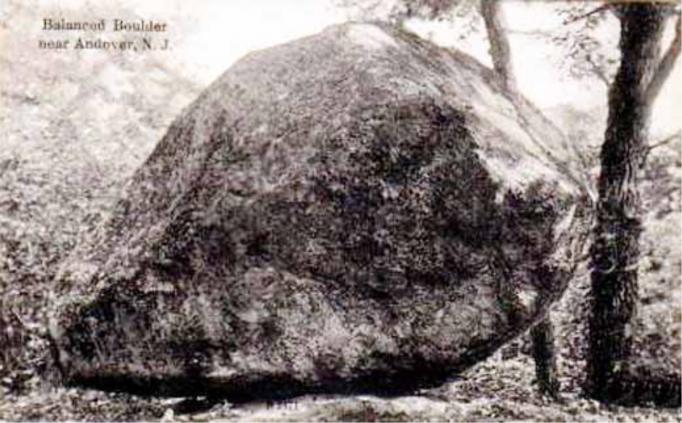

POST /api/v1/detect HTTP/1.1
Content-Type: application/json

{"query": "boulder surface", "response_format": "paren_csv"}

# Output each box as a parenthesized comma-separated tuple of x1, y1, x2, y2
(49, 23, 588, 400)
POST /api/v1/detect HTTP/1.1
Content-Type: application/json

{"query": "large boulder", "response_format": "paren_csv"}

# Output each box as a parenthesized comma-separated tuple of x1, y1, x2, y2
(49, 23, 588, 400)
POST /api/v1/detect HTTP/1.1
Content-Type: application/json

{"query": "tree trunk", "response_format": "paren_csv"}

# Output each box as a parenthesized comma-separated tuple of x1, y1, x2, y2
(645, 14, 681, 110)
(586, 3, 673, 405)
(479, 1, 563, 399)
(530, 316, 560, 399)
(480, 0, 516, 89)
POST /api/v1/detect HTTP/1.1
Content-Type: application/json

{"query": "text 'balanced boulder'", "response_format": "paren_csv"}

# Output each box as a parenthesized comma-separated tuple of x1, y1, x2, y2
(49, 23, 589, 400)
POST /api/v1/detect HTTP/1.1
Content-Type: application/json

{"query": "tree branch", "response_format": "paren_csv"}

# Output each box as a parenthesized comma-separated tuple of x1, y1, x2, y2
(531, 316, 561, 400)
(563, 4, 611, 25)
(506, 28, 555, 38)
(585, 53, 611, 88)
(649, 130, 680, 150)
(480, 0, 516, 89)
(641, 130, 681, 163)
(645, 13, 681, 108)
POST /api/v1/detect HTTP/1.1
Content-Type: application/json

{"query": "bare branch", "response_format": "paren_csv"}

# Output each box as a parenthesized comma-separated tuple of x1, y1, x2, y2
(585, 53, 611, 87)
(645, 13, 681, 108)
(563, 4, 611, 25)
(642, 130, 682, 162)
(649, 130, 681, 149)
(642, 130, 681, 163)
(506, 28, 555, 38)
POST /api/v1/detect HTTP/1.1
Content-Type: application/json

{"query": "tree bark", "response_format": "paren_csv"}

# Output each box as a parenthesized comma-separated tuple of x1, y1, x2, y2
(530, 316, 560, 399)
(586, 4, 679, 406)
(479, 1, 564, 399)
(480, 0, 516, 89)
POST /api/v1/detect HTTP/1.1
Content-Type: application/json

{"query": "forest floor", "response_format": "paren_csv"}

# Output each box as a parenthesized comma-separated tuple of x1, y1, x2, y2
(1, 1, 680, 420)
(1, 340, 680, 421)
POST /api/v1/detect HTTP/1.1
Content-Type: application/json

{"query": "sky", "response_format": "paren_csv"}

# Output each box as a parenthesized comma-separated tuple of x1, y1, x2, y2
(125, 0, 680, 137)
(3, 0, 680, 136)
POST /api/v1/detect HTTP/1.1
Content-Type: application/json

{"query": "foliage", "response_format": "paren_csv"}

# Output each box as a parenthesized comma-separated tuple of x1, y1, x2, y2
(0, 0, 201, 395)
(551, 4, 619, 86)
(337, 0, 481, 39)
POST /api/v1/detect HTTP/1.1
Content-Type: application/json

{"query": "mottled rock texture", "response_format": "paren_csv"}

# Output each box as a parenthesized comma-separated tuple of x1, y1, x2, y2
(49, 23, 588, 400)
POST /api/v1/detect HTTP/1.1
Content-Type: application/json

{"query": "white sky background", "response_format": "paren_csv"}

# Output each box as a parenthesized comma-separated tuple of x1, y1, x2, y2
(134, 0, 680, 137)
(2, 0, 680, 136)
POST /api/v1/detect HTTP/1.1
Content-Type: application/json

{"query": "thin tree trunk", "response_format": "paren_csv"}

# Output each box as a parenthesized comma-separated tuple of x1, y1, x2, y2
(480, 0, 515, 89)
(530, 316, 560, 399)
(479, 1, 563, 399)
(586, 4, 673, 405)
(645, 14, 681, 109)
